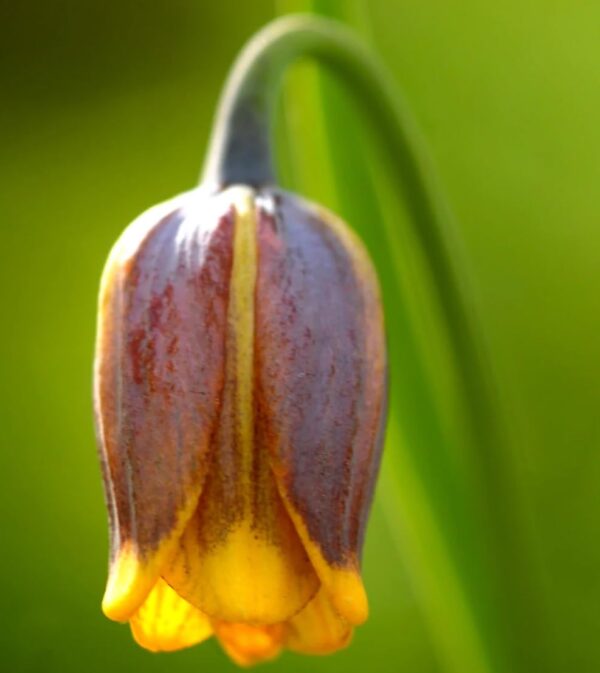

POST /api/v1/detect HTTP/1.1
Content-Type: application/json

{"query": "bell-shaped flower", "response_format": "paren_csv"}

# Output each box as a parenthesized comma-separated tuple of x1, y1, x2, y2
(94, 184, 387, 664)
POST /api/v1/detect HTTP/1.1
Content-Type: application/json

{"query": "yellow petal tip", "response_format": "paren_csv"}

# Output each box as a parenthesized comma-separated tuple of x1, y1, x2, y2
(275, 489, 369, 625)
(215, 623, 284, 666)
(102, 544, 156, 622)
(286, 588, 353, 655)
(130, 579, 212, 652)
(328, 569, 368, 626)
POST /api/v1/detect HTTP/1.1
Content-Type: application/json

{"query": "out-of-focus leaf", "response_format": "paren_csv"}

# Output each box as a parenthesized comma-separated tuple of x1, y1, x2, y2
(275, 2, 546, 673)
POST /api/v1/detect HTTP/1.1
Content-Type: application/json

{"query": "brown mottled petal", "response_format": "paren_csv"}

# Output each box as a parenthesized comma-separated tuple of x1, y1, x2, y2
(255, 190, 387, 625)
(94, 189, 234, 621)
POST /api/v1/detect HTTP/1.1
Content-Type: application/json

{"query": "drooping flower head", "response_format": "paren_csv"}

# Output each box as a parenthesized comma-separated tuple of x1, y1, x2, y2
(95, 185, 387, 664)
(94, 16, 388, 666)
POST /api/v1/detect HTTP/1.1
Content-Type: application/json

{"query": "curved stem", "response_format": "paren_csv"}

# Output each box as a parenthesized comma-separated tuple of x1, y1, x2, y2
(203, 15, 432, 192)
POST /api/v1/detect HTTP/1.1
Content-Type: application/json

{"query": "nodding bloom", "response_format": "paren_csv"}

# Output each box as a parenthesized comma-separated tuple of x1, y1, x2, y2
(94, 184, 387, 665)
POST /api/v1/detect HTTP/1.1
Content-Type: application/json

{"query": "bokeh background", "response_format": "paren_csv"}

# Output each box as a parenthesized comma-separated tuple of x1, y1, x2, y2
(2, 1, 599, 672)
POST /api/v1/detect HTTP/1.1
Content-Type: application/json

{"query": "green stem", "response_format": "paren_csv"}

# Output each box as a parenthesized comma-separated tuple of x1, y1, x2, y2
(204, 15, 477, 400)
(203, 15, 442, 202)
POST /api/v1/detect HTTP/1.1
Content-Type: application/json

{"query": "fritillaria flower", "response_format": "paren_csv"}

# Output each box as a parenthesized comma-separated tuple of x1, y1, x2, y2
(94, 185, 387, 663)
(94, 17, 387, 666)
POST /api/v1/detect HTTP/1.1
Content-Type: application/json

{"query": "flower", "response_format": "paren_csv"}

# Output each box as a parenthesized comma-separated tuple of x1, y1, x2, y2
(94, 184, 387, 665)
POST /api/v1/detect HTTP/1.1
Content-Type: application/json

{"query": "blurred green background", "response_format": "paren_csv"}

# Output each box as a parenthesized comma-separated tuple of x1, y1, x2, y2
(1, 1, 599, 672)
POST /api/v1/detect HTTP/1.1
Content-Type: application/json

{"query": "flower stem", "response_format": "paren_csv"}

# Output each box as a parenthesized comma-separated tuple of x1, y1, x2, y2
(203, 14, 435, 193)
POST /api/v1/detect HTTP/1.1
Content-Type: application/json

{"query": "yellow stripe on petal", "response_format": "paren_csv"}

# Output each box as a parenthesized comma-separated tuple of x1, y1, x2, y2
(130, 578, 212, 652)
(286, 588, 353, 655)
(229, 189, 256, 510)
(163, 187, 319, 624)
(214, 622, 284, 667)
